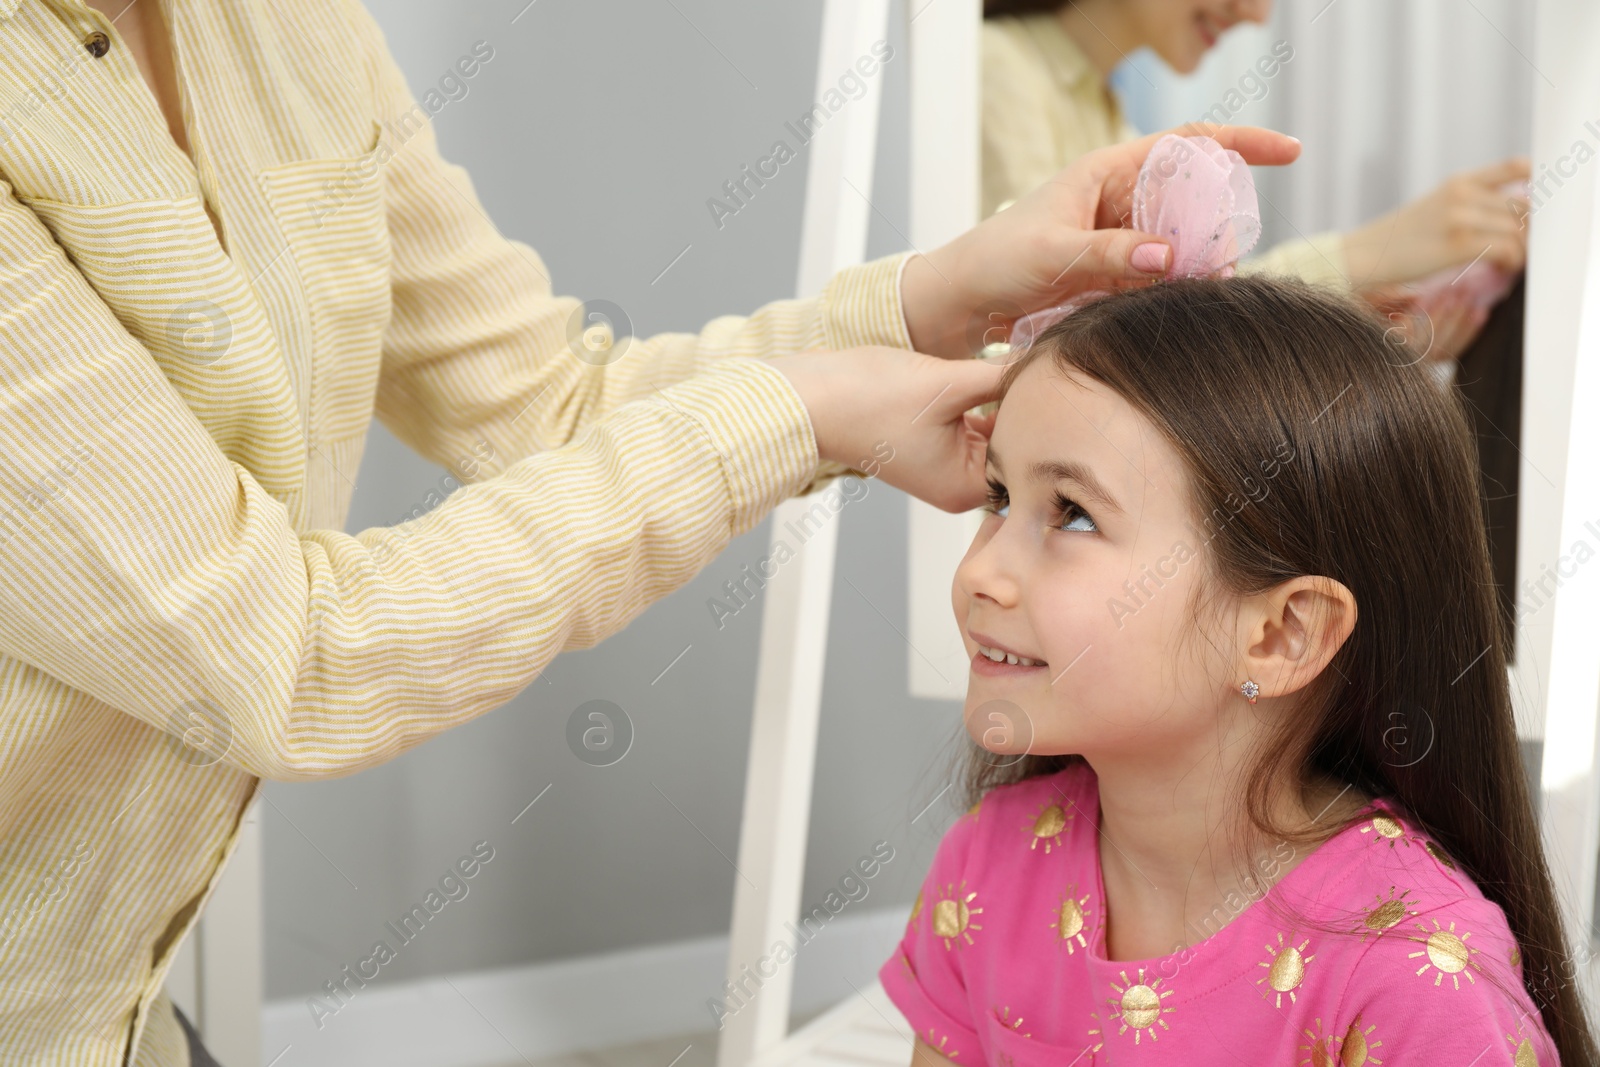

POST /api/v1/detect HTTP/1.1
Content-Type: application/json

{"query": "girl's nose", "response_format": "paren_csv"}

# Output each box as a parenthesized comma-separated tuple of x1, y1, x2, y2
(1233, 0, 1273, 25)
(955, 519, 1025, 610)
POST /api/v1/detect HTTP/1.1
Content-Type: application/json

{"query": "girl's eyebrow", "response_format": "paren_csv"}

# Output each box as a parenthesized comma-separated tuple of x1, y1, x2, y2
(986, 444, 1124, 516)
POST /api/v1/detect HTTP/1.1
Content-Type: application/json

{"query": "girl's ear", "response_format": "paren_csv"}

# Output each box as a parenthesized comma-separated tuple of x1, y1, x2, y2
(1238, 576, 1358, 701)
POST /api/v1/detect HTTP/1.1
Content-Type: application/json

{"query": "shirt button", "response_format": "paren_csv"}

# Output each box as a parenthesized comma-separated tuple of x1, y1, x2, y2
(84, 31, 110, 58)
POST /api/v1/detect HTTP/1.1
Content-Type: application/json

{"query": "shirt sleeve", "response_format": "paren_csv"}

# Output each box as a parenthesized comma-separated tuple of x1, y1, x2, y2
(0, 161, 823, 781)
(879, 804, 985, 1059)
(342, 0, 911, 498)
(1333, 896, 1557, 1065)
(1236, 232, 1351, 291)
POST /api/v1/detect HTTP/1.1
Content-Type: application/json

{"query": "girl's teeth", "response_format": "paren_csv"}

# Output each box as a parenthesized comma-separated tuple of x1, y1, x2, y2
(980, 644, 1042, 666)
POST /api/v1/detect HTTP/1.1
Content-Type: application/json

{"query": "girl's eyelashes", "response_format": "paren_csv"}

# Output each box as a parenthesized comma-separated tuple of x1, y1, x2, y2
(982, 477, 1098, 533)
(1053, 490, 1098, 533)
(982, 476, 1010, 518)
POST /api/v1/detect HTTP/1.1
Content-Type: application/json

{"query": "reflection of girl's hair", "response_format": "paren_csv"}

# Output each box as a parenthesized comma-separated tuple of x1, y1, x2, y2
(1450, 274, 1524, 656)
(981, 0, 1070, 16)
(955, 276, 1595, 1063)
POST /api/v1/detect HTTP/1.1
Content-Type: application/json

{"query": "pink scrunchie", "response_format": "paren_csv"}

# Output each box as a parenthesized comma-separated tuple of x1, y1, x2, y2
(1009, 134, 1261, 352)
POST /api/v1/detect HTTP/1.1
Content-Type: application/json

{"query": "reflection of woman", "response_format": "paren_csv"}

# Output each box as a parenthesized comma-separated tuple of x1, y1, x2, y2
(981, 0, 1529, 328)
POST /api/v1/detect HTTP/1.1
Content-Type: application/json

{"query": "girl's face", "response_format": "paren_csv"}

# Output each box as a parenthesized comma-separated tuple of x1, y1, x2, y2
(1125, 0, 1274, 74)
(952, 358, 1237, 762)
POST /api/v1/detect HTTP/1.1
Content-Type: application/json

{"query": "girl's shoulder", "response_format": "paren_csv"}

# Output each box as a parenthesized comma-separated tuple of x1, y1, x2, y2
(1306, 801, 1556, 1063)
(1327, 798, 1487, 902)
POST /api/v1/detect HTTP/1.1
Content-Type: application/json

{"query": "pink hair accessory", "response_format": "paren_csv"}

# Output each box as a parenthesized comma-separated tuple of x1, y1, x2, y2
(1007, 134, 1262, 353)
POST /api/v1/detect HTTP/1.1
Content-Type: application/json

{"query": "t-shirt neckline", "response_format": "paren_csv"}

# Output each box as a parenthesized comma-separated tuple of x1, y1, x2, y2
(1079, 772, 1393, 969)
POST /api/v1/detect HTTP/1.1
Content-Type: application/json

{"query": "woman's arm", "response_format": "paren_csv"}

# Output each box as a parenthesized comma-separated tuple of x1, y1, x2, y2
(1338, 158, 1529, 291)
(342, 1, 909, 494)
(1236, 231, 1351, 290)
(0, 152, 1004, 782)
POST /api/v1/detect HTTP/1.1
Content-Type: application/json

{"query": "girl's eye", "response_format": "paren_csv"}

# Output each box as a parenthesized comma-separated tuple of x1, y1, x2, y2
(983, 478, 1010, 518)
(983, 480, 1097, 533)
(1054, 491, 1097, 533)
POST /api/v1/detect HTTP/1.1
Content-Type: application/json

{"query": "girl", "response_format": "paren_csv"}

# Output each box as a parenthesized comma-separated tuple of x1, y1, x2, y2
(879, 275, 1596, 1064)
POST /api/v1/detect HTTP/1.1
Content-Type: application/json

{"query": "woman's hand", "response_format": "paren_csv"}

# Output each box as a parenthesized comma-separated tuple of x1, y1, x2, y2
(769, 346, 1004, 512)
(1366, 283, 1492, 366)
(1343, 157, 1530, 292)
(899, 123, 1303, 360)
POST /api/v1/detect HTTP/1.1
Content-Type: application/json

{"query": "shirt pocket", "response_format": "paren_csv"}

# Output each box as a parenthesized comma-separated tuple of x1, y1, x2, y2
(255, 118, 393, 447)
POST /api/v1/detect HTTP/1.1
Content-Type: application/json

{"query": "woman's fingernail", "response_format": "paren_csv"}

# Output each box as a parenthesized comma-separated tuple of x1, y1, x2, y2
(1131, 243, 1169, 274)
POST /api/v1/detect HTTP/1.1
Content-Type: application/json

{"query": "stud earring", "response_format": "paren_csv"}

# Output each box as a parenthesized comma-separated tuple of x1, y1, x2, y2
(1240, 680, 1260, 704)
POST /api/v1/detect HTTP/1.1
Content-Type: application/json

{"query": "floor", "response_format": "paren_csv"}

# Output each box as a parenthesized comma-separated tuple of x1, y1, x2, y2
(493, 1008, 828, 1067)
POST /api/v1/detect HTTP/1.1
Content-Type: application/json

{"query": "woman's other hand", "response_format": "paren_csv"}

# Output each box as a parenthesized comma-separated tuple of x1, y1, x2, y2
(900, 123, 1303, 360)
(1343, 157, 1531, 292)
(769, 346, 1004, 512)
(1366, 282, 1493, 366)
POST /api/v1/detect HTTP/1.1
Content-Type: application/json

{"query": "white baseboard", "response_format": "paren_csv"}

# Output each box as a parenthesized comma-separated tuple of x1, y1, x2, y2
(261, 903, 908, 1066)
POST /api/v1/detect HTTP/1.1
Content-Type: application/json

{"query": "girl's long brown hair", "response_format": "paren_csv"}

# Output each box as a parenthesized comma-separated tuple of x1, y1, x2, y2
(961, 275, 1597, 1062)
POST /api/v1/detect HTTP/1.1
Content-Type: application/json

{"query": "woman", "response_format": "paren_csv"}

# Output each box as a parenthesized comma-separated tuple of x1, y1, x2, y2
(0, 0, 1301, 1063)
(981, 0, 1530, 337)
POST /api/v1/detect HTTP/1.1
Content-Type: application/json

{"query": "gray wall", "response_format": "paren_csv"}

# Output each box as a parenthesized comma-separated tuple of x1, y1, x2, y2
(262, 0, 963, 1005)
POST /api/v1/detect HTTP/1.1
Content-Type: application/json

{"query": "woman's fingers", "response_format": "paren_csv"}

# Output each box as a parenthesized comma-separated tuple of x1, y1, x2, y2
(1086, 124, 1302, 190)
(1166, 123, 1303, 166)
(1044, 228, 1172, 291)
(1461, 155, 1531, 190)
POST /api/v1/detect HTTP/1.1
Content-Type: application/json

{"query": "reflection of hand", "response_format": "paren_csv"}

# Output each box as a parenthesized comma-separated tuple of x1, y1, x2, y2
(768, 346, 1004, 512)
(1365, 284, 1491, 366)
(1344, 158, 1530, 292)
(900, 123, 1302, 360)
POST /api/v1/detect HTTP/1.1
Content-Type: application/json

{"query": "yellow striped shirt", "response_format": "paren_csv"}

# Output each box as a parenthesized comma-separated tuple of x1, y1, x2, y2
(0, 1, 912, 1062)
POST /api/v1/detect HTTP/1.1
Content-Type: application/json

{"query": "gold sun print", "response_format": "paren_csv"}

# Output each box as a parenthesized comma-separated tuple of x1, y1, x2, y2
(1423, 838, 1456, 870)
(1050, 884, 1094, 954)
(931, 880, 984, 950)
(1084, 1010, 1106, 1056)
(1256, 932, 1316, 1008)
(1507, 1026, 1539, 1067)
(1333, 1014, 1386, 1066)
(1407, 917, 1480, 989)
(1353, 886, 1419, 943)
(1025, 801, 1072, 853)
(1510, 943, 1522, 970)
(1359, 813, 1420, 850)
(1107, 966, 1175, 1044)
(993, 1004, 1031, 1038)
(1298, 1017, 1335, 1067)
(1297, 1016, 1386, 1067)
(921, 1029, 960, 1060)
(908, 888, 924, 931)
(968, 796, 983, 821)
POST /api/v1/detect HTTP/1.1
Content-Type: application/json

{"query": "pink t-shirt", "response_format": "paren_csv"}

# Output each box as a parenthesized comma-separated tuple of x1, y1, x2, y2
(880, 762, 1556, 1065)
